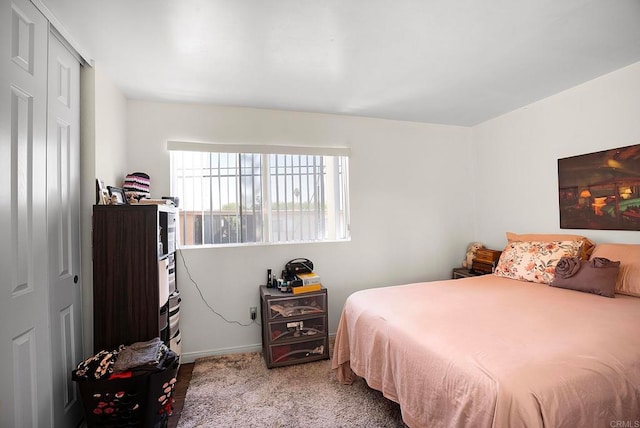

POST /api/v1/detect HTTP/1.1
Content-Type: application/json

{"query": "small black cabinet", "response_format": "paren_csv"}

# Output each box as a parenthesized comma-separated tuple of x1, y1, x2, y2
(259, 286, 329, 368)
(452, 267, 485, 279)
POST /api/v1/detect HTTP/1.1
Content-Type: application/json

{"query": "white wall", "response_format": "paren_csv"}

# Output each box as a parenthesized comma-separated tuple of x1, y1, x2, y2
(472, 61, 640, 250)
(126, 101, 474, 361)
(94, 66, 128, 188)
(80, 64, 128, 356)
(98, 61, 640, 362)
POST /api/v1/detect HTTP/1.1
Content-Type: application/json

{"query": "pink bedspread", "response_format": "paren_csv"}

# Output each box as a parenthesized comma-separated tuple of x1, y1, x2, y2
(332, 275, 640, 427)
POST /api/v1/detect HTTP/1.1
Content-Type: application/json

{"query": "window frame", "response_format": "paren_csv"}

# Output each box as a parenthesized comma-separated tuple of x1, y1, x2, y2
(168, 141, 351, 248)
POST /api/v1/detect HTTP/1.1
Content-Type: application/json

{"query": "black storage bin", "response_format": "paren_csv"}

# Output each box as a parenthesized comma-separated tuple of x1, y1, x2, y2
(75, 359, 179, 428)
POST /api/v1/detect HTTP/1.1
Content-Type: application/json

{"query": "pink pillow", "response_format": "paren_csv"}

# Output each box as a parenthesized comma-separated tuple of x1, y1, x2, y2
(590, 243, 640, 297)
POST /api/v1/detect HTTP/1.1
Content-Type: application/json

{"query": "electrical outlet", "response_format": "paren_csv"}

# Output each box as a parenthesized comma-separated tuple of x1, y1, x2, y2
(250, 306, 257, 320)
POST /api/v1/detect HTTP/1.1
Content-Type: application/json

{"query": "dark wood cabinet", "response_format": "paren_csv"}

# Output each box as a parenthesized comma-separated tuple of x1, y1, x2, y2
(92, 204, 179, 353)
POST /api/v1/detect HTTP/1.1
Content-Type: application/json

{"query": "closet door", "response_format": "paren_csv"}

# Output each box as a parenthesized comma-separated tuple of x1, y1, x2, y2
(0, 0, 53, 427)
(47, 31, 83, 428)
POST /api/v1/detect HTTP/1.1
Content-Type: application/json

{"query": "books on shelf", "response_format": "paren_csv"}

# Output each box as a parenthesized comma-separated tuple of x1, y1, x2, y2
(292, 283, 322, 295)
(295, 271, 321, 285)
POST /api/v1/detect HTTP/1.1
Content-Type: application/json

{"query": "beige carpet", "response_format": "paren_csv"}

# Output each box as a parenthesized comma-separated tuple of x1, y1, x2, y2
(177, 352, 407, 427)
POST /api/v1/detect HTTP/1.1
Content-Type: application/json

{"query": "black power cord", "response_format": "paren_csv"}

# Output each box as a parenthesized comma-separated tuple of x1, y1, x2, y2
(177, 248, 260, 327)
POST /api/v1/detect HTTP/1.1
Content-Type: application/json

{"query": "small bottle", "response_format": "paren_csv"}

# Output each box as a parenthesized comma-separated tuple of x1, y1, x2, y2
(267, 269, 272, 288)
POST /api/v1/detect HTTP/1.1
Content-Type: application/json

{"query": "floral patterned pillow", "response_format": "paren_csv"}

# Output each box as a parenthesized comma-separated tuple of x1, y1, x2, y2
(494, 240, 584, 284)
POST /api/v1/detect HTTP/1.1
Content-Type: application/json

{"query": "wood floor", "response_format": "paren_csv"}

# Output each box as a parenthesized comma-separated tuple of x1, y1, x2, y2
(168, 362, 194, 428)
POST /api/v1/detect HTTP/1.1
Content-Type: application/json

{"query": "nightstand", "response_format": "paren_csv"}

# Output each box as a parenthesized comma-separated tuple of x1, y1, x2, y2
(452, 267, 485, 279)
(259, 286, 329, 368)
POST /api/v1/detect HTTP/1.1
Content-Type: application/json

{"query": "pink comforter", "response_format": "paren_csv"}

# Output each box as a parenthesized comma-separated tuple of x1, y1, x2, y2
(332, 275, 640, 427)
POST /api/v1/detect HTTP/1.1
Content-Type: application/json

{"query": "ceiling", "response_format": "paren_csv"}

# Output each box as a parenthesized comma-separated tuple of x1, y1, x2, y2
(42, 0, 640, 126)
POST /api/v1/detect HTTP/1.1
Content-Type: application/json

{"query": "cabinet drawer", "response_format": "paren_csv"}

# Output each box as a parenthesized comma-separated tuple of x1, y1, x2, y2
(167, 253, 176, 294)
(269, 337, 328, 367)
(158, 258, 170, 307)
(159, 305, 169, 334)
(267, 294, 325, 320)
(268, 316, 326, 343)
(169, 290, 181, 314)
(170, 329, 181, 356)
(169, 311, 179, 333)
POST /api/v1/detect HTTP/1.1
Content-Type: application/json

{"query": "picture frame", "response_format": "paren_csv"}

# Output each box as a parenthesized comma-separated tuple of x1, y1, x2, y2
(107, 186, 127, 205)
(96, 178, 109, 205)
(98, 189, 110, 205)
(558, 143, 640, 230)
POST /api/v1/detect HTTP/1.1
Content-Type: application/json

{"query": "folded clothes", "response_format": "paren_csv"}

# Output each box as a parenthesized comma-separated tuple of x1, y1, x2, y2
(73, 338, 178, 381)
(73, 346, 124, 381)
(113, 337, 163, 373)
(130, 348, 178, 376)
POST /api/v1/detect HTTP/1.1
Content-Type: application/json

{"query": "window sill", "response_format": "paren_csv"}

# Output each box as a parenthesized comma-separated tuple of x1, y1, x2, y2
(177, 238, 351, 251)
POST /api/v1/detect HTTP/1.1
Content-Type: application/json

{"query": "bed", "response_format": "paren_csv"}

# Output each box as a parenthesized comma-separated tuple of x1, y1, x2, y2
(332, 237, 640, 427)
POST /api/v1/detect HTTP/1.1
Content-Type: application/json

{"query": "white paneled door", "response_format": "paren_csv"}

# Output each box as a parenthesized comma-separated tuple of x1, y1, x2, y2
(0, 0, 52, 426)
(0, 0, 82, 427)
(47, 31, 83, 428)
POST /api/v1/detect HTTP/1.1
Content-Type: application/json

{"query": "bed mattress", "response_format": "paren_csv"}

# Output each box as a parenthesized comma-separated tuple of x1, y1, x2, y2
(332, 275, 640, 427)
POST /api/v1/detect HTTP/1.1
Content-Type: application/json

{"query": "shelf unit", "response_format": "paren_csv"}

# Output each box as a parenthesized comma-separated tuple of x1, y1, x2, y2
(260, 286, 329, 368)
(92, 204, 180, 353)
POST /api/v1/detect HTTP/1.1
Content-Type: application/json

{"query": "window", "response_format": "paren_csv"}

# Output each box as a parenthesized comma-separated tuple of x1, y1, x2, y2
(168, 142, 350, 246)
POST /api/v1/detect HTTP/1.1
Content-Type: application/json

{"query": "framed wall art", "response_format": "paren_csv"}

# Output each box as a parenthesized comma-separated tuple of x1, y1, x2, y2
(558, 144, 640, 231)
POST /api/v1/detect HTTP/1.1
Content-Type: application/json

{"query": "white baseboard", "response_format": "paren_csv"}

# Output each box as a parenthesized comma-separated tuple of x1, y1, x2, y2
(180, 333, 336, 364)
(181, 343, 263, 363)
